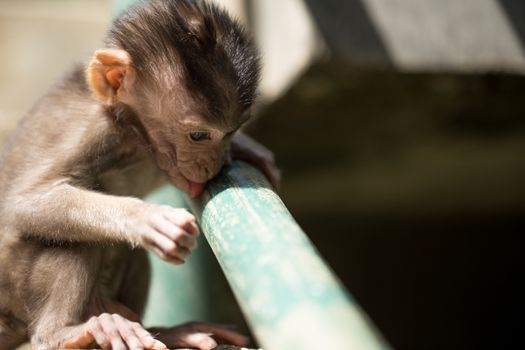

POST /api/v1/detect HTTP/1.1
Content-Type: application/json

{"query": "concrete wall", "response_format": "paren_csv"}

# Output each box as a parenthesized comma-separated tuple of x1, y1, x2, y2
(0, 0, 110, 141)
(4, 0, 524, 139)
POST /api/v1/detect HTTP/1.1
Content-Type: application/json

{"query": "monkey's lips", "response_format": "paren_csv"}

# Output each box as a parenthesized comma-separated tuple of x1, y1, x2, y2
(187, 180, 206, 198)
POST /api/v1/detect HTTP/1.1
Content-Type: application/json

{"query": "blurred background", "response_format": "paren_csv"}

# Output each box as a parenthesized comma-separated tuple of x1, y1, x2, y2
(1, 0, 524, 349)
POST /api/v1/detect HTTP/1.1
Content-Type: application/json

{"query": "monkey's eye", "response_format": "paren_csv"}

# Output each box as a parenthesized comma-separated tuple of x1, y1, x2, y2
(189, 131, 211, 142)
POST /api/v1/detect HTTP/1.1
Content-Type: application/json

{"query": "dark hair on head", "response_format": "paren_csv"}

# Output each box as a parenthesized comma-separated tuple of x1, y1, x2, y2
(107, 0, 261, 119)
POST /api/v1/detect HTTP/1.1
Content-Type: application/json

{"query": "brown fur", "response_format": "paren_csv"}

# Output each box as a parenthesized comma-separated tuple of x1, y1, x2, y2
(0, 1, 267, 349)
(0, 64, 160, 349)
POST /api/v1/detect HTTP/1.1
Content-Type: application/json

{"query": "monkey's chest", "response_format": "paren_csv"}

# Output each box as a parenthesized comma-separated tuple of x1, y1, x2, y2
(97, 154, 164, 198)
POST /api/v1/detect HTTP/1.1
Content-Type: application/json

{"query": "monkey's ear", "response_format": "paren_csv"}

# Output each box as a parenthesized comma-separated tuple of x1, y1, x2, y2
(87, 49, 135, 105)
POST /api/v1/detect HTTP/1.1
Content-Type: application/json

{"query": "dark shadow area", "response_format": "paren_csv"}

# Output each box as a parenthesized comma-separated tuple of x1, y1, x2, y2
(247, 60, 525, 349)
(498, 0, 525, 50)
(301, 214, 524, 350)
(303, 0, 391, 64)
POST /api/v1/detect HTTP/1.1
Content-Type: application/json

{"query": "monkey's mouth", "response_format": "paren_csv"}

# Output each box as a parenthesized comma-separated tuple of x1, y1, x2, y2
(187, 180, 206, 198)
(165, 169, 207, 198)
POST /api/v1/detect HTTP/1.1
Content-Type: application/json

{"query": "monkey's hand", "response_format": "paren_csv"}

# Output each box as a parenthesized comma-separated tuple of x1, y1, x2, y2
(130, 204, 199, 265)
(149, 322, 250, 350)
(63, 313, 167, 349)
(230, 131, 281, 189)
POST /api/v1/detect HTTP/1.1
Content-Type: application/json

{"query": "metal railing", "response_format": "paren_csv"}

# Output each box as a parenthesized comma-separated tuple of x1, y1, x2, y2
(188, 161, 390, 350)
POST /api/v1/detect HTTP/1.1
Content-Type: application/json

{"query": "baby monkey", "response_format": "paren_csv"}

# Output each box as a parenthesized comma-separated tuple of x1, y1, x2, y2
(0, 0, 278, 349)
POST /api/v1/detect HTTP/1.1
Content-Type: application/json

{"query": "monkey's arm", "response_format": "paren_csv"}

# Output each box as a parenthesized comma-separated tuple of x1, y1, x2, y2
(7, 182, 197, 264)
(11, 182, 141, 242)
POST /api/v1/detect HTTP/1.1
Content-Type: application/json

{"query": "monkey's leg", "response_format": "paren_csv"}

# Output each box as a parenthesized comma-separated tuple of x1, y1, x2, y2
(29, 244, 102, 350)
(29, 245, 165, 350)
(81, 248, 150, 323)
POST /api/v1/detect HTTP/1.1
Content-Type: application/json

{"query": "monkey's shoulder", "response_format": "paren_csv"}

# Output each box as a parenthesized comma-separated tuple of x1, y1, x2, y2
(2, 66, 111, 156)
(0, 64, 150, 185)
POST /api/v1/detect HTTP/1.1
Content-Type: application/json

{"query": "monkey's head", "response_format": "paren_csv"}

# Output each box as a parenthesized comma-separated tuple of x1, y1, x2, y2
(87, 0, 260, 197)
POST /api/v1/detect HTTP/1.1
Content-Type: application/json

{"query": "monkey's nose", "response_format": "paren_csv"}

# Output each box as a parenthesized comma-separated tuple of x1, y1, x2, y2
(188, 180, 206, 198)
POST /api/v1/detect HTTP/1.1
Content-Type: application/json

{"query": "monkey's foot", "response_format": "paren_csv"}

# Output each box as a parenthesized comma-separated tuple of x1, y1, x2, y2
(63, 313, 167, 349)
(152, 321, 250, 350)
(176, 347, 261, 350)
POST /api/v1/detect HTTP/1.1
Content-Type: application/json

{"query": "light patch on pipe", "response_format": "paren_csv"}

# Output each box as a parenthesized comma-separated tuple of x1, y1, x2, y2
(257, 303, 389, 350)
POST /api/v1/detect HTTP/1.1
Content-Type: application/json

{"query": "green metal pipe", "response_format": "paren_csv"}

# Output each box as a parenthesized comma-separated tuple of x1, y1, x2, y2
(189, 161, 390, 350)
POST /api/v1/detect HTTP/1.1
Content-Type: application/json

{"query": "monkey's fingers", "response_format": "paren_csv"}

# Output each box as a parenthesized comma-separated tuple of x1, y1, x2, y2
(257, 160, 281, 190)
(113, 313, 163, 350)
(131, 322, 168, 350)
(147, 231, 190, 263)
(232, 149, 281, 190)
(230, 132, 281, 190)
(151, 216, 198, 251)
(64, 316, 113, 349)
(148, 242, 185, 265)
(98, 313, 127, 350)
(161, 207, 199, 236)
(239, 154, 280, 190)
(63, 331, 96, 349)
(174, 233, 198, 252)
